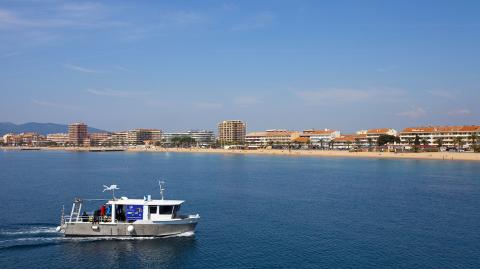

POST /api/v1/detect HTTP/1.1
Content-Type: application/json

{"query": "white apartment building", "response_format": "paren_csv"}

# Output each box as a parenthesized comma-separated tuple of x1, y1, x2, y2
(163, 130, 215, 146)
(301, 129, 340, 148)
(245, 129, 299, 147)
(400, 125, 480, 148)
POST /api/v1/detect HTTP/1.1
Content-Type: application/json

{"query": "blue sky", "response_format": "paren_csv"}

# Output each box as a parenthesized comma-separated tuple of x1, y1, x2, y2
(1, 0, 479, 132)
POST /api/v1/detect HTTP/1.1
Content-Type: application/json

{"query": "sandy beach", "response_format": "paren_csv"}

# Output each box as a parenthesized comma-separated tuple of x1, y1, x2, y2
(133, 147, 480, 161)
(2, 146, 479, 161)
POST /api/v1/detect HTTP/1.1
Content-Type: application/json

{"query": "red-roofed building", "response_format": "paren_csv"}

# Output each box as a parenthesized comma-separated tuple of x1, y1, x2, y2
(245, 129, 299, 147)
(400, 125, 480, 148)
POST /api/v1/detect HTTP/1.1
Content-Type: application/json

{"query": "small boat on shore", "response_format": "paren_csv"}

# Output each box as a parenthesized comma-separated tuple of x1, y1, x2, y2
(56, 182, 199, 237)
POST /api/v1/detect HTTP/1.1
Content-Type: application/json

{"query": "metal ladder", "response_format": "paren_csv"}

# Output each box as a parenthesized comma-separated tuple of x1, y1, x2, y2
(69, 198, 83, 223)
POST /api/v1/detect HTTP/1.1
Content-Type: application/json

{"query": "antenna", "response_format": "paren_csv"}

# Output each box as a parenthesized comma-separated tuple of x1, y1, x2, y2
(103, 184, 119, 200)
(159, 180, 165, 200)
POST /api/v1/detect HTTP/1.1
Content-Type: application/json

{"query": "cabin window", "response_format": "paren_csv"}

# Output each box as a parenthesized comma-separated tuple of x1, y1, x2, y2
(159, 205, 173, 215)
(149, 206, 157, 214)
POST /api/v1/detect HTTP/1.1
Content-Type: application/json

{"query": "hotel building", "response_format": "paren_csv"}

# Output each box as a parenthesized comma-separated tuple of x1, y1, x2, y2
(126, 129, 162, 145)
(47, 133, 69, 145)
(355, 128, 398, 147)
(163, 130, 215, 146)
(218, 120, 246, 144)
(89, 132, 113, 146)
(68, 122, 88, 146)
(108, 132, 128, 146)
(245, 129, 299, 147)
(300, 129, 341, 148)
(399, 125, 480, 148)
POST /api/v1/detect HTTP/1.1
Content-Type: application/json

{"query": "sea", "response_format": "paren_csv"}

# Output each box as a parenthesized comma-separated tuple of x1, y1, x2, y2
(0, 150, 479, 268)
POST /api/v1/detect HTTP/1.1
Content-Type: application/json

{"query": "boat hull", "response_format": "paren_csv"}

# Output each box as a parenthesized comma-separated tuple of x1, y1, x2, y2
(63, 222, 197, 237)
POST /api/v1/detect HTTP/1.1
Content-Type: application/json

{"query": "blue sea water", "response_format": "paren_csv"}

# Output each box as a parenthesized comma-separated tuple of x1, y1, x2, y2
(0, 150, 479, 268)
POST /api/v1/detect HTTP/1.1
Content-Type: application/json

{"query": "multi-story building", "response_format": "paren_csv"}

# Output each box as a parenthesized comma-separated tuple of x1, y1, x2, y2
(163, 130, 215, 146)
(2, 133, 22, 146)
(126, 129, 162, 145)
(47, 133, 69, 145)
(300, 129, 340, 148)
(218, 120, 246, 144)
(357, 128, 397, 146)
(245, 129, 299, 147)
(68, 122, 88, 146)
(20, 132, 45, 146)
(107, 132, 128, 146)
(400, 125, 480, 148)
(2, 133, 45, 146)
(89, 132, 112, 146)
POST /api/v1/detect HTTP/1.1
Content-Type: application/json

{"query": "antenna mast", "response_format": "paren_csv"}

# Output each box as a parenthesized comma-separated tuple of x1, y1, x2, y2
(159, 180, 165, 200)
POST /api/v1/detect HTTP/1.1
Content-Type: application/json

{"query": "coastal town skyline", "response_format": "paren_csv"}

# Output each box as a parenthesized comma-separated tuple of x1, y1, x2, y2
(1, 1, 479, 132)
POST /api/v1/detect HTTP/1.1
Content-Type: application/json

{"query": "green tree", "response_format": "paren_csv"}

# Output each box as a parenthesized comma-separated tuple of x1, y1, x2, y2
(468, 133, 478, 147)
(377, 134, 397, 146)
(367, 138, 373, 151)
(434, 138, 444, 148)
(453, 137, 464, 151)
(421, 138, 429, 146)
(413, 135, 421, 152)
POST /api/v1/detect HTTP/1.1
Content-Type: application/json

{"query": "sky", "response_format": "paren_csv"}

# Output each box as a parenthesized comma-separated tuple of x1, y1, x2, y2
(0, 0, 479, 133)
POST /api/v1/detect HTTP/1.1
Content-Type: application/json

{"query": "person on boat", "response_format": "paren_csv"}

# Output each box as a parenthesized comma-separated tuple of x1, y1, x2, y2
(100, 204, 106, 221)
(82, 211, 88, 222)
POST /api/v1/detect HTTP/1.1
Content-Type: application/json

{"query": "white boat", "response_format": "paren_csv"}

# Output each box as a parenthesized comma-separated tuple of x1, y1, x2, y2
(56, 182, 200, 237)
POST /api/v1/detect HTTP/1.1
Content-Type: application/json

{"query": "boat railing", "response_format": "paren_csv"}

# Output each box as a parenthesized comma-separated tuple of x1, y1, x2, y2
(64, 215, 113, 223)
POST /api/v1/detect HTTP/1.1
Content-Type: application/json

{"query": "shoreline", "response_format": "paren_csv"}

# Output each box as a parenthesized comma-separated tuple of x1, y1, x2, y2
(2, 146, 480, 161)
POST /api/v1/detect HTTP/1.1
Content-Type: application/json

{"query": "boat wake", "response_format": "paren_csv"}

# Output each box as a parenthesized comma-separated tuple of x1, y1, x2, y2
(0, 224, 195, 250)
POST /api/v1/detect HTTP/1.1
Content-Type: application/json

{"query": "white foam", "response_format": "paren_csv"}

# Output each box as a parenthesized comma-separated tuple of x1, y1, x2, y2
(0, 226, 58, 235)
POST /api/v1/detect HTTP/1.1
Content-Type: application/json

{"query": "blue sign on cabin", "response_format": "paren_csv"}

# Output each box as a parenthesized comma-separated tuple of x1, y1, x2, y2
(126, 205, 143, 221)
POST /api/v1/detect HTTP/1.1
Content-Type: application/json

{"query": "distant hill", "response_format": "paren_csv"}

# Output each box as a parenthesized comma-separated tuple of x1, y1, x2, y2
(0, 122, 108, 136)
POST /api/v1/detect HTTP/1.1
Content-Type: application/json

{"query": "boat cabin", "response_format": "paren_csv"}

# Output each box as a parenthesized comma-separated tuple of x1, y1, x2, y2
(66, 196, 185, 224)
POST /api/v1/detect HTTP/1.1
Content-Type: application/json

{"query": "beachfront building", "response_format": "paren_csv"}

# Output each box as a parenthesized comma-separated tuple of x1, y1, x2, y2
(2, 133, 22, 146)
(245, 129, 300, 148)
(218, 120, 246, 144)
(365, 128, 397, 146)
(20, 132, 45, 146)
(108, 132, 128, 146)
(300, 129, 340, 149)
(399, 125, 480, 148)
(331, 134, 369, 150)
(163, 130, 215, 147)
(68, 122, 88, 146)
(2, 132, 45, 146)
(46, 133, 69, 146)
(89, 132, 112, 146)
(126, 129, 162, 145)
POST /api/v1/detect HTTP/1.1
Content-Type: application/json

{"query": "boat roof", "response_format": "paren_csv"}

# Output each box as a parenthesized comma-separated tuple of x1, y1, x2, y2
(107, 198, 184, 206)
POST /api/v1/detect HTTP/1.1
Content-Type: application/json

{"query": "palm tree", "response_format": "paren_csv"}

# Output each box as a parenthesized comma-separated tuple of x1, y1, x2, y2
(367, 138, 373, 152)
(434, 137, 444, 149)
(468, 133, 478, 146)
(453, 137, 464, 151)
(421, 138, 428, 146)
(346, 141, 352, 150)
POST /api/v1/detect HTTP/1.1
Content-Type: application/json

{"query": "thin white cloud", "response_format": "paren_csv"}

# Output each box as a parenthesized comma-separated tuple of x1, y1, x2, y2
(113, 65, 132, 72)
(447, 109, 471, 116)
(162, 10, 206, 25)
(376, 66, 397, 73)
(87, 89, 146, 97)
(32, 99, 78, 110)
(427, 90, 454, 99)
(194, 101, 223, 109)
(233, 96, 262, 106)
(0, 5, 126, 30)
(295, 88, 405, 104)
(66, 64, 101, 74)
(0, 51, 22, 59)
(231, 12, 275, 31)
(396, 107, 427, 118)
